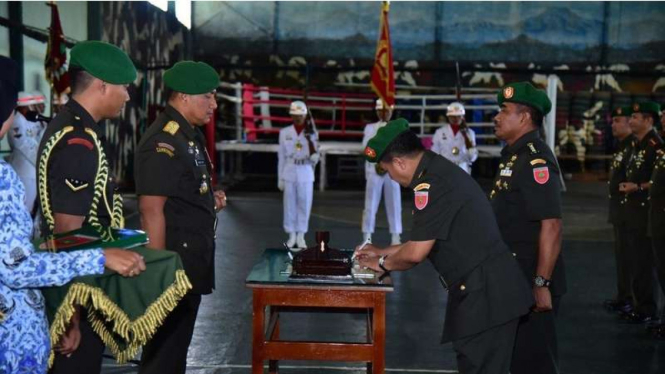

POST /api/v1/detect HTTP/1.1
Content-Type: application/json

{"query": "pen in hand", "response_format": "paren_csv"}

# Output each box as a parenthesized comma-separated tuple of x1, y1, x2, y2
(352, 237, 372, 261)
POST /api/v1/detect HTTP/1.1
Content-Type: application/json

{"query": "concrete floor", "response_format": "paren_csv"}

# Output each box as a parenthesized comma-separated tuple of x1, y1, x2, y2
(101, 180, 665, 374)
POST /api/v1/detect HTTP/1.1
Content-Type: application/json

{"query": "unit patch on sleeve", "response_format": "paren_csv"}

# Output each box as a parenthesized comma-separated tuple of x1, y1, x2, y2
(533, 166, 550, 185)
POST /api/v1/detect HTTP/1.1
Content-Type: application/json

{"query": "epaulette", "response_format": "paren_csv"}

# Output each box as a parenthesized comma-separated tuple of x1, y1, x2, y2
(527, 142, 540, 155)
(163, 121, 180, 135)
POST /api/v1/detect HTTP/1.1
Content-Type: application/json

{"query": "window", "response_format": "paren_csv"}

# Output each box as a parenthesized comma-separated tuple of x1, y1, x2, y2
(175, 0, 192, 29)
(149, 0, 168, 12)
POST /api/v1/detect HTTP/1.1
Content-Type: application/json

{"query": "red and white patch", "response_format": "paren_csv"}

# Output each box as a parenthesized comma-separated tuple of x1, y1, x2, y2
(533, 166, 550, 184)
(415, 190, 429, 210)
(364, 146, 376, 158)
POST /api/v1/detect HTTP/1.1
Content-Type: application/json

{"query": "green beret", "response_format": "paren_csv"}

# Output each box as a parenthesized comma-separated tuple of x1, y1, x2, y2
(611, 106, 633, 118)
(364, 118, 410, 163)
(632, 101, 661, 116)
(70, 41, 136, 85)
(164, 61, 219, 95)
(497, 82, 552, 116)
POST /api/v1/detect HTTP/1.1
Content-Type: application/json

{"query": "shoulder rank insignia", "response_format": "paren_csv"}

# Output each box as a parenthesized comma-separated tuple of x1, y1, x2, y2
(527, 142, 540, 155)
(530, 158, 547, 166)
(163, 121, 180, 135)
(649, 138, 658, 147)
(65, 178, 89, 192)
(414, 183, 430, 191)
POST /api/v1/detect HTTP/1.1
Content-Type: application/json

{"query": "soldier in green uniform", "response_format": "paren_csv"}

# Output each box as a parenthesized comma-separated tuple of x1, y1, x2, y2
(355, 119, 533, 374)
(134, 61, 226, 374)
(36, 40, 138, 374)
(604, 106, 636, 313)
(649, 127, 665, 337)
(490, 82, 565, 374)
(619, 101, 663, 323)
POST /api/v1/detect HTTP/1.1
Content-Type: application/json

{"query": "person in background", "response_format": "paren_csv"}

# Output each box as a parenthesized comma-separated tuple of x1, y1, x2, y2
(361, 99, 402, 246)
(431, 102, 478, 174)
(604, 106, 635, 314)
(8, 92, 45, 214)
(278, 100, 320, 250)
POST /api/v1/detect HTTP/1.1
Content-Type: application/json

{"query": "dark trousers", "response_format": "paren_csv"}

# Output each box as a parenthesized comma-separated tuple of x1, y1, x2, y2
(138, 293, 202, 374)
(652, 236, 665, 296)
(613, 223, 632, 302)
(626, 228, 656, 315)
(510, 297, 561, 374)
(50, 311, 104, 374)
(453, 318, 519, 374)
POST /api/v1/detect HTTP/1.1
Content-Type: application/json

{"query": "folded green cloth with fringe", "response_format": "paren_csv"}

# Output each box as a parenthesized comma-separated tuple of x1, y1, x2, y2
(39, 230, 192, 366)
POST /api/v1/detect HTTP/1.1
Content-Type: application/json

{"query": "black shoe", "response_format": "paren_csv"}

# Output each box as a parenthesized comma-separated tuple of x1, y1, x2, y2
(645, 320, 664, 332)
(621, 311, 654, 324)
(652, 325, 665, 339)
(604, 299, 632, 312)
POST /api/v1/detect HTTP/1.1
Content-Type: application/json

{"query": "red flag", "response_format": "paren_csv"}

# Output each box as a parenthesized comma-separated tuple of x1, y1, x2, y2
(45, 2, 70, 96)
(370, 2, 395, 109)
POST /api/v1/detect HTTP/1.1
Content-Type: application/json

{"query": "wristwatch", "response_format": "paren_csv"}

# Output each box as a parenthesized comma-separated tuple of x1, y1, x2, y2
(378, 255, 390, 273)
(533, 275, 551, 288)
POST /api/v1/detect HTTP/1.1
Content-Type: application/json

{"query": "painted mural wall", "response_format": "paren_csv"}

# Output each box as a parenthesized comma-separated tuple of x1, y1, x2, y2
(101, 1, 190, 186)
(194, 1, 665, 94)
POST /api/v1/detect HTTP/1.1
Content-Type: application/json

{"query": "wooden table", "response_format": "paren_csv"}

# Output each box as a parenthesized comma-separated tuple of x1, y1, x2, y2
(246, 249, 393, 374)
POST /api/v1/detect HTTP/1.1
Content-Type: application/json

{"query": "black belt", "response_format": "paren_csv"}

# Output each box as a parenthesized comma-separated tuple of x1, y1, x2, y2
(292, 159, 308, 165)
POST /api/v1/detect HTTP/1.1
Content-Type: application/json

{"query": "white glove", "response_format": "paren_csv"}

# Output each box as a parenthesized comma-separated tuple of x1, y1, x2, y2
(309, 153, 320, 164)
(278, 179, 285, 192)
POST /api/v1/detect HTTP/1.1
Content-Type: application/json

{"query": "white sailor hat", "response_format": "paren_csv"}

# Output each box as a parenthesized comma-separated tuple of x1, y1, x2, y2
(289, 100, 308, 116)
(446, 102, 465, 116)
(31, 91, 46, 104)
(375, 99, 395, 110)
(17, 91, 36, 107)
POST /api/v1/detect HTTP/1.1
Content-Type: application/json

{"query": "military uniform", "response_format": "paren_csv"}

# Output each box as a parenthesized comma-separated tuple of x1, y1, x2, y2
(135, 105, 217, 373)
(430, 125, 478, 174)
(623, 127, 663, 319)
(607, 133, 636, 307)
(490, 128, 565, 374)
(489, 81, 566, 374)
(408, 150, 532, 374)
(36, 99, 121, 374)
(9, 108, 45, 214)
(278, 101, 320, 248)
(36, 40, 136, 374)
(650, 150, 665, 312)
(134, 60, 219, 374)
(364, 119, 533, 374)
(362, 120, 402, 241)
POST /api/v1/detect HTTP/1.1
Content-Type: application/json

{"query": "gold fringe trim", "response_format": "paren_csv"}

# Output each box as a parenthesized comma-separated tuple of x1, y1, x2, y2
(48, 270, 192, 367)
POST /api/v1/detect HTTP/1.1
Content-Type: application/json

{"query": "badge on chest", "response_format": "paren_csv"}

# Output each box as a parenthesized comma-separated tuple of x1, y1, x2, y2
(188, 141, 206, 167)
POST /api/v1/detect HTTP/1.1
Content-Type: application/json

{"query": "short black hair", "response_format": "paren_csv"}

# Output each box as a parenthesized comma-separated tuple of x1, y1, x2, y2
(379, 130, 425, 163)
(69, 67, 95, 95)
(163, 86, 179, 105)
(516, 103, 544, 127)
